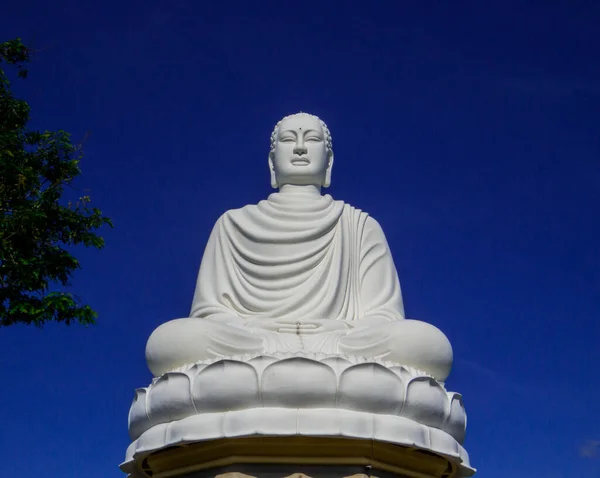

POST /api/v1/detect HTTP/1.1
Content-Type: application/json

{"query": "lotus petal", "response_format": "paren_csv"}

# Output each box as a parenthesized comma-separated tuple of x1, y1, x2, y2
(128, 388, 150, 440)
(262, 357, 336, 408)
(192, 359, 259, 412)
(389, 365, 414, 383)
(248, 355, 277, 375)
(321, 356, 352, 377)
(338, 363, 404, 414)
(443, 392, 467, 443)
(147, 372, 195, 425)
(402, 376, 448, 429)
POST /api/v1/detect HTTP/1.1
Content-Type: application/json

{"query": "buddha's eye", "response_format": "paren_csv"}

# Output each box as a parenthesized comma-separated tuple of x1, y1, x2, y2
(279, 136, 295, 143)
(305, 136, 322, 142)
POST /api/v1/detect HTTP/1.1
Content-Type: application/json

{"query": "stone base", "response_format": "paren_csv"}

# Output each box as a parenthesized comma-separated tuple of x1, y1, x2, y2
(123, 356, 474, 477)
(181, 468, 436, 478)
(122, 409, 474, 478)
(126, 436, 471, 478)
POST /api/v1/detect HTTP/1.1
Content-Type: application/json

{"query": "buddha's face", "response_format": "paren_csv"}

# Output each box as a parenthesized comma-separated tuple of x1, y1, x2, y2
(269, 115, 333, 188)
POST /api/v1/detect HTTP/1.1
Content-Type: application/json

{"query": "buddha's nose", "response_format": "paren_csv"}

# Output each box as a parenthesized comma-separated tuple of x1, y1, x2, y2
(293, 140, 307, 155)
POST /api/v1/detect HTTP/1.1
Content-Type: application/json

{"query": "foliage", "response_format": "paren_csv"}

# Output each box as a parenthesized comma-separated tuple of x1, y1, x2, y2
(0, 38, 111, 327)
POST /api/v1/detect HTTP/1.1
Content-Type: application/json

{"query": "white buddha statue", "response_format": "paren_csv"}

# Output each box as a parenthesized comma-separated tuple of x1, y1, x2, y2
(146, 113, 453, 381)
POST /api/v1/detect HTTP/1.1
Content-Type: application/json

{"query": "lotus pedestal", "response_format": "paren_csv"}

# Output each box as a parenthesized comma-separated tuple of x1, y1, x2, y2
(122, 355, 474, 478)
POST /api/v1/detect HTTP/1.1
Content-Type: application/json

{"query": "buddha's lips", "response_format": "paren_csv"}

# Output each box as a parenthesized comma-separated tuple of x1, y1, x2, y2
(291, 157, 310, 165)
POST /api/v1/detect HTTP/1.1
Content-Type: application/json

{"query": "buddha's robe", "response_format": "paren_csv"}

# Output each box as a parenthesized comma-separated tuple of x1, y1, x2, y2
(192, 192, 404, 325)
(146, 192, 453, 380)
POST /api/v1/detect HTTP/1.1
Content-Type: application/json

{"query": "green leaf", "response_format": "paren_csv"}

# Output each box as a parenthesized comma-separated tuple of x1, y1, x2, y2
(0, 38, 111, 328)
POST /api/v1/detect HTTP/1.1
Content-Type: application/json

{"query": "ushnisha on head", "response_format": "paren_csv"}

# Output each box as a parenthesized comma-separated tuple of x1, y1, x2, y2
(268, 112, 334, 189)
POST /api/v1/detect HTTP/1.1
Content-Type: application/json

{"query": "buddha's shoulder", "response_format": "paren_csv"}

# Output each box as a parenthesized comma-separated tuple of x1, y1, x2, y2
(213, 203, 263, 224)
(339, 201, 378, 221)
(214, 198, 378, 226)
(339, 203, 386, 234)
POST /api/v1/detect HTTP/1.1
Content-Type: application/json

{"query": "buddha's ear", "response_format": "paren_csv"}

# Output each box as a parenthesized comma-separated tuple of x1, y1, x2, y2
(323, 152, 334, 188)
(268, 155, 278, 189)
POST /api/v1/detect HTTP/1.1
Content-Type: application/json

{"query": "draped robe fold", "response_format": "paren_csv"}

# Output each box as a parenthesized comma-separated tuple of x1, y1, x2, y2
(188, 192, 405, 354)
(145, 191, 452, 379)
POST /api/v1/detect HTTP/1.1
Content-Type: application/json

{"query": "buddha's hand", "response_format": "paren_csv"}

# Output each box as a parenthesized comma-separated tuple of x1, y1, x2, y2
(243, 318, 349, 334)
(291, 319, 349, 335)
(242, 318, 291, 332)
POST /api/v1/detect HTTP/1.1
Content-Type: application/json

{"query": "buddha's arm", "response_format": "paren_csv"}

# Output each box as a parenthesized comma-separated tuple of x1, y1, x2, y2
(357, 216, 405, 325)
(188, 216, 296, 330)
(189, 216, 246, 323)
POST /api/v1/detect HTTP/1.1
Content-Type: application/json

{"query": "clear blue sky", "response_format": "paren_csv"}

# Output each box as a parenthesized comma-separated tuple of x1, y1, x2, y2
(1, 1, 599, 476)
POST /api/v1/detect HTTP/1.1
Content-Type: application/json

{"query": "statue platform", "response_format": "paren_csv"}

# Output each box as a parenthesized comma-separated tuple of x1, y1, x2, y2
(121, 354, 474, 478)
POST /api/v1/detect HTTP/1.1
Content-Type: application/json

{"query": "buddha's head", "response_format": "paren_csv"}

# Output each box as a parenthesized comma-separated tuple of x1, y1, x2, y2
(269, 112, 334, 189)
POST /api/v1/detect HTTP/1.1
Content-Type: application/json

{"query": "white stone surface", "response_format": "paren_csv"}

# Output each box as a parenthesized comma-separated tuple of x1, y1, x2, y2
(122, 407, 473, 476)
(125, 113, 473, 476)
(129, 355, 466, 444)
(145, 113, 453, 381)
